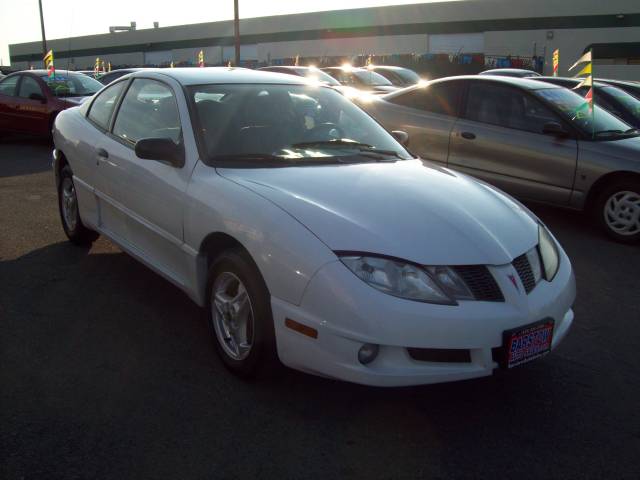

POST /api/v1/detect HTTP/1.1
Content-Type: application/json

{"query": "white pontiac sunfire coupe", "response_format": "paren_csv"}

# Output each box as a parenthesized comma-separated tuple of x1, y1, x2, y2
(53, 68, 575, 386)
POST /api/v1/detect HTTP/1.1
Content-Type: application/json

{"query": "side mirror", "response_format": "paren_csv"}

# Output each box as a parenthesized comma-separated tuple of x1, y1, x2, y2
(542, 122, 569, 137)
(391, 130, 409, 146)
(29, 92, 46, 103)
(134, 138, 184, 167)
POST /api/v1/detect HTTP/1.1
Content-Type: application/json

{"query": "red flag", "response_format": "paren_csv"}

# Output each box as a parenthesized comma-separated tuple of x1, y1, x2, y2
(585, 87, 593, 111)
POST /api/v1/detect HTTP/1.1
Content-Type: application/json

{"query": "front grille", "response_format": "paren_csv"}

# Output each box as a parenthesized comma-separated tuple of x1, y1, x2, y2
(512, 254, 536, 294)
(408, 348, 471, 363)
(453, 265, 504, 302)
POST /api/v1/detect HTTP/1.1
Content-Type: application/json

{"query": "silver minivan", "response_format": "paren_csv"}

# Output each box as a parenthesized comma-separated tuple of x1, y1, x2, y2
(359, 76, 640, 243)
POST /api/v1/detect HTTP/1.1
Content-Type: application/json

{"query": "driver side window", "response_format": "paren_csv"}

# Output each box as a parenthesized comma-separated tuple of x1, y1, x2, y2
(112, 79, 181, 146)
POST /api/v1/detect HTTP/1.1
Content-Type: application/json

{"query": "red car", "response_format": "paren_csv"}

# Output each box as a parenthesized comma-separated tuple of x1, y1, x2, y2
(0, 69, 103, 137)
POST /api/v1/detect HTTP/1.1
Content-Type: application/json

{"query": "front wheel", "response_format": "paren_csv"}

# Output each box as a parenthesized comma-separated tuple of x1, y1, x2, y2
(594, 180, 640, 243)
(57, 165, 99, 245)
(206, 249, 277, 377)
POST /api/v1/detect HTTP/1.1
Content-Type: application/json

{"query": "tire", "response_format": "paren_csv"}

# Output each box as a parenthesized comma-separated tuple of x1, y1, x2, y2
(206, 249, 277, 378)
(57, 165, 99, 245)
(593, 179, 640, 244)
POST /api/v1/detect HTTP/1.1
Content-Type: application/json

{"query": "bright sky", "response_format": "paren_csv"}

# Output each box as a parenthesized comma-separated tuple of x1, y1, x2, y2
(0, 0, 439, 66)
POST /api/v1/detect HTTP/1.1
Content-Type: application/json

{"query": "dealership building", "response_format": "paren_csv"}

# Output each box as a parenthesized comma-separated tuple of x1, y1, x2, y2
(8, 0, 640, 79)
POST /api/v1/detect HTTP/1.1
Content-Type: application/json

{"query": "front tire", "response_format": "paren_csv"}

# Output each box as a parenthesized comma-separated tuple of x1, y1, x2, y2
(206, 249, 277, 378)
(594, 180, 640, 243)
(57, 165, 99, 245)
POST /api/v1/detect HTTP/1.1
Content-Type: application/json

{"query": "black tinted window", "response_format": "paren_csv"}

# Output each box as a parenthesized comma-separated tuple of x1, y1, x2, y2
(390, 82, 462, 117)
(113, 79, 181, 146)
(0, 75, 19, 96)
(18, 76, 43, 99)
(465, 82, 558, 133)
(87, 81, 126, 130)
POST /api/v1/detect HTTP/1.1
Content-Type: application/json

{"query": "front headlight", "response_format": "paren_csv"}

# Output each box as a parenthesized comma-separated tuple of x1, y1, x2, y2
(538, 225, 560, 281)
(339, 255, 473, 304)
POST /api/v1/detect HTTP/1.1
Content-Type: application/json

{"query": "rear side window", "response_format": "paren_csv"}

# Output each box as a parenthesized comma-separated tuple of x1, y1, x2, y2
(112, 79, 181, 146)
(389, 82, 462, 117)
(87, 81, 126, 130)
(18, 76, 43, 99)
(0, 75, 19, 96)
(465, 82, 559, 134)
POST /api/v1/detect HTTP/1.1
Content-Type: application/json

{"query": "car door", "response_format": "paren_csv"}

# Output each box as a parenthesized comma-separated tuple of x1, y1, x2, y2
(448, 81, 578, 205)
(105, 77, 190, 284)
(16, 74, 50, 135)
(380, 81, 463, 164)
(0, 75, 21, 131)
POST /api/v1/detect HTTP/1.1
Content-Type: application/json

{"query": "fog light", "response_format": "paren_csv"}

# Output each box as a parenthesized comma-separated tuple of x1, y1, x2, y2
(358, 343, 379, 365)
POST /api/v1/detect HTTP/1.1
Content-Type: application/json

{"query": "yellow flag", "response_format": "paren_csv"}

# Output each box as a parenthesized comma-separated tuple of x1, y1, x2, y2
(170, 61, 174, 68)
(552, 49, 559, 77)
(575, 63, 591, 77)
(43, 49, 54, 67)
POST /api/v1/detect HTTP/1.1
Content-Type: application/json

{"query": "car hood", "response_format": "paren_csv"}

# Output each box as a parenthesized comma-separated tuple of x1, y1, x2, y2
(218, 159, 539, 266)
(580, 134, 640, 161)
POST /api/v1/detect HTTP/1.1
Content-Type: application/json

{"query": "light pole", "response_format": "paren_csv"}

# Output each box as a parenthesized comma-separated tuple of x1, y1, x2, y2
(38, 0, 48, 58)
(234, 0, 240, 66)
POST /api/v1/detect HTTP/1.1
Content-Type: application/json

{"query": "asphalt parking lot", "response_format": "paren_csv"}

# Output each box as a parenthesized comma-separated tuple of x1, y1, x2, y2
(1, 135, 639, 480)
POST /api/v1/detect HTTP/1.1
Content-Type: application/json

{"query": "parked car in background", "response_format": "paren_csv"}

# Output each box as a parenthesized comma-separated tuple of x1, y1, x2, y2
(0, 70, 103, 137)
(97, 68, 146, 85)
(597, 78, 640, 100)
(52, 68, 575, 386)
(366, 65, 421, 86)
(258, 65, 342, 86)
(533, 77, 640, 129)
(322, 66, 398, 94)
(358, 76, 640, 242)
(480, 68, 541, 78)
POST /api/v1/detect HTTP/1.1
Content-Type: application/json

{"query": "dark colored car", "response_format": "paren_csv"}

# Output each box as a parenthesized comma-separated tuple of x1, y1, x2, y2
(0, 70, 103, 137)
(367, 66, 421, 86)
(480, 68, 541, 78)
(97, 68, 146, 85)
(258, 66, 341, 86)
(597, 78, 640, 100)
(534, 76, 640, 129)
(321, 66, 398, 94)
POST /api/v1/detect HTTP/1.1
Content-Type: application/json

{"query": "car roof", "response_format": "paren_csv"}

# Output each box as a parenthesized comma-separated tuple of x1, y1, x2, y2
(535, 76, 610, 88)
(481, 68, 539, 74)
(13, 69, 85, 76)
(370, 65, 411, 71)
(128, 67, 310, 86)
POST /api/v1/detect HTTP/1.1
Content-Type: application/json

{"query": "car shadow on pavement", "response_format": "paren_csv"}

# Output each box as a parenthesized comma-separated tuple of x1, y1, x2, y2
(0, 135, 52, 178)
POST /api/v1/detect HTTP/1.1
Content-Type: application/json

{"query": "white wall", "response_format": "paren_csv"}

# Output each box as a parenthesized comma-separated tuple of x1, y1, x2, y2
(428, 33, 485, 54)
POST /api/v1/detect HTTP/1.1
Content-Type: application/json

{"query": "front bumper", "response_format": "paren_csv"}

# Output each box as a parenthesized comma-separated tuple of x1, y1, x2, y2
(271, 248, 575, 387)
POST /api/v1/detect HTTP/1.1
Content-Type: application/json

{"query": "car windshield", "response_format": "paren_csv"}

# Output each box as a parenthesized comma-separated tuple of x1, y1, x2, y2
(299, 69, 341, 86)
(534, 87, 636, 139)
(601, 86, 640, 120)
(352, 69, 393, 86)
(40, 72, 102, 97)
(189, 83, 412, 164)
(388, 68, 421, 85)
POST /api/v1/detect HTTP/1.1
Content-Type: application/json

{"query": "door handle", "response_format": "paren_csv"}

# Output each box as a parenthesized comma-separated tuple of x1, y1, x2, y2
(97, 148, 109, 159)
(461, 131, 476, 140)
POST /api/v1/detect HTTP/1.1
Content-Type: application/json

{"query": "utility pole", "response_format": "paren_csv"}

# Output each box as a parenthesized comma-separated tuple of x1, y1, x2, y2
(234, 0, 240, 66)
(38, 0, 48, 58)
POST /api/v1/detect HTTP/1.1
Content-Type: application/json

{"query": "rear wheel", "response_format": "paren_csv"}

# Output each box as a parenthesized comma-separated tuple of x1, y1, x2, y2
(206, 249, 277, 377)
(594, 180, 640, 243)
(57, 165, 99, 245)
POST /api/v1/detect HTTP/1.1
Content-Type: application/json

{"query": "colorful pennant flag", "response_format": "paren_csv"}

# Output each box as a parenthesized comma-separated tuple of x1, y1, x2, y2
(574, 75, 593, 89)
(294, 54, 300, 66)
(552, 49, 559, 77)
(575, 63, 592, 77)
(568, 51, 592, 72)
(107, 62, 111, 72)
(43, 49, 55, 78)
(198, 50, 204, 68)
(170, 61, 174, 68)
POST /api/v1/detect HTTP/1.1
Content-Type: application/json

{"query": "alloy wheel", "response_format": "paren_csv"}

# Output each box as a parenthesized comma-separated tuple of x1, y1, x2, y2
(604, 190, 640, 236)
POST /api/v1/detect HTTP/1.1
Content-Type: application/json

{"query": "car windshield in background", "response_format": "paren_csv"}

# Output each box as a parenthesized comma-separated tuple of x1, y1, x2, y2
(601, 86, 640, 118)
(300, 69, 341, 86)
(190, 83, 412, 164)
(534, 87, 636, 140)
(389, 69, 421, 85)
(352, 69, 393, 86)
(40, 73, 102, 97)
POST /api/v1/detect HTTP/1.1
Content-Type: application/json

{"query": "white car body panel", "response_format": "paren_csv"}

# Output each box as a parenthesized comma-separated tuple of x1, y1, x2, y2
(52, 68, 575, 386)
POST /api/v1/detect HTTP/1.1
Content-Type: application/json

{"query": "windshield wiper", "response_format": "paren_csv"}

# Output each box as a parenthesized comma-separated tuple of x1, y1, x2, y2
(290, 140, 403, 159)
(209, 153, 351, 166)
(594, 128, 639, 138)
